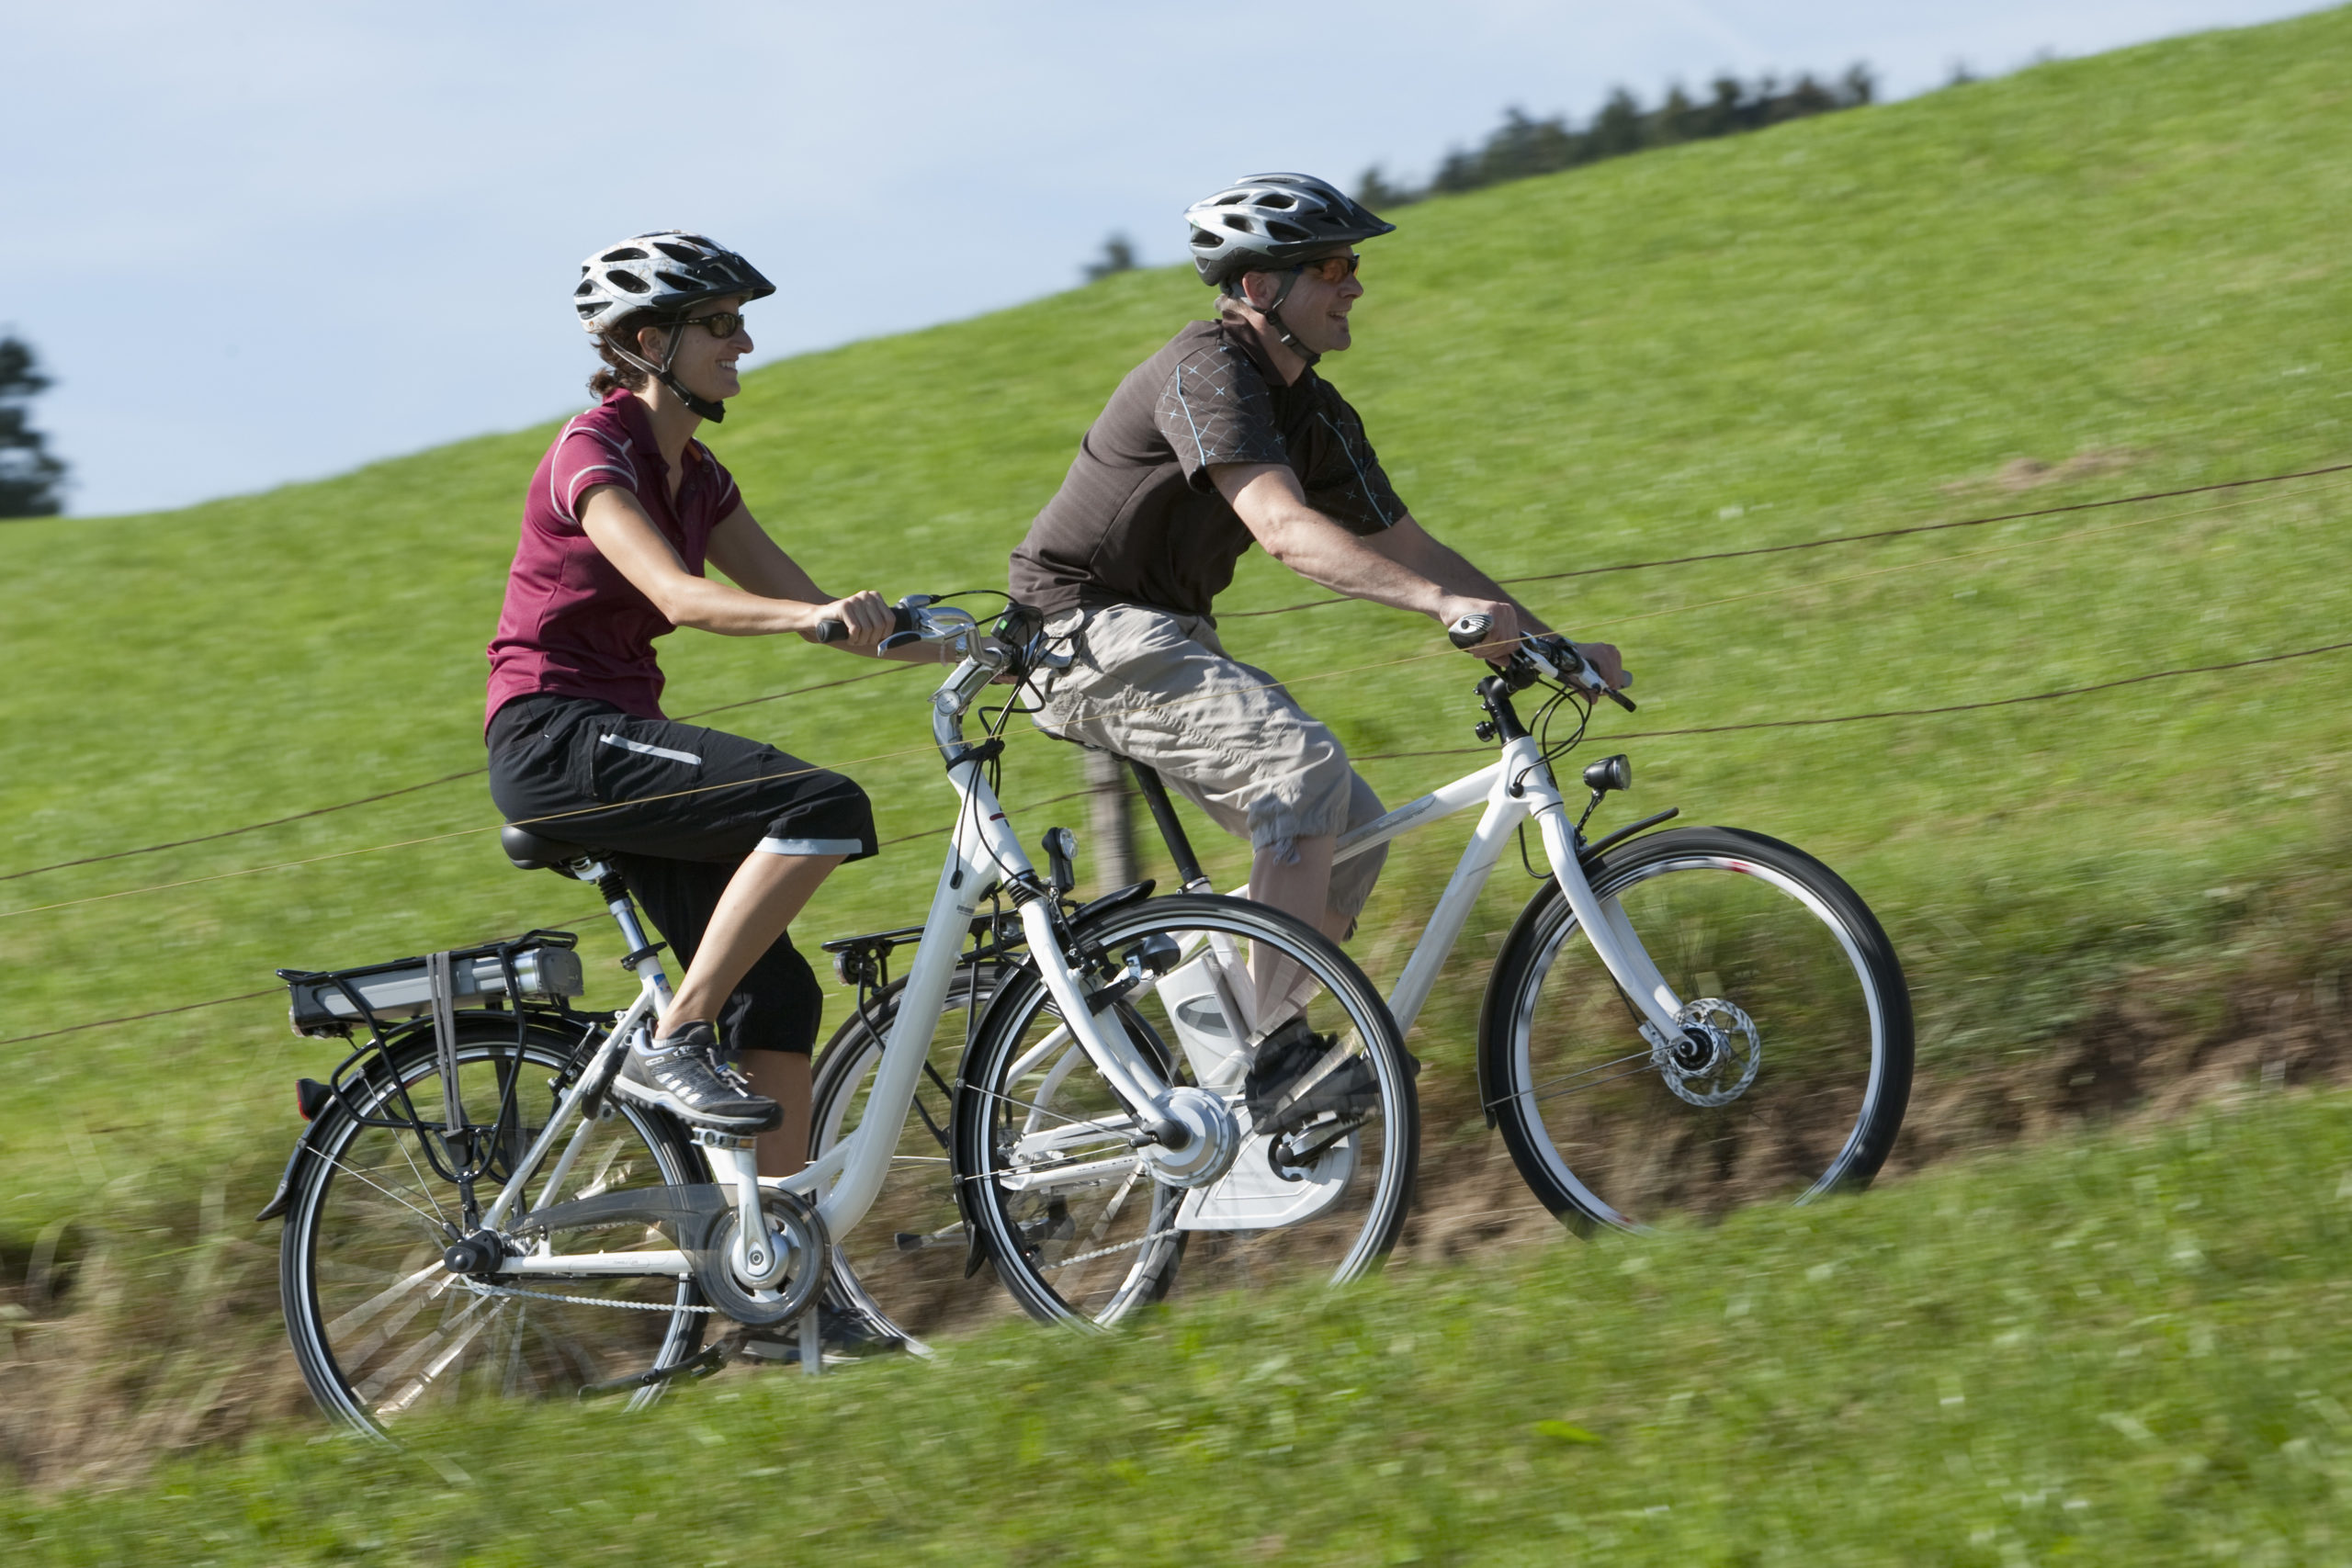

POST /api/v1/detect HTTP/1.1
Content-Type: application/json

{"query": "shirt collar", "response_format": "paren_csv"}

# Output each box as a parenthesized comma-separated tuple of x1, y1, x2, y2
(600, 388, 711, 490)
(1217, 312, 1313, 391)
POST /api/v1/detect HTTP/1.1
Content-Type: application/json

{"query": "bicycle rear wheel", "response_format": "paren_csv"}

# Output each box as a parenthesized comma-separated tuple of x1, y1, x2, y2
(956, 895, 1417, 1327)
(278, 1017, 707, 1436)
(1482, 825, 1913, 1230)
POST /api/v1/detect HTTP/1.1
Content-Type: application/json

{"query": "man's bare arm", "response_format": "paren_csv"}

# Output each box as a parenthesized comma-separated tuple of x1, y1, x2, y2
(1364, 515, 1554, 633)
(1213, 464, 1518, 647)
(1367, 514, 1630, 690)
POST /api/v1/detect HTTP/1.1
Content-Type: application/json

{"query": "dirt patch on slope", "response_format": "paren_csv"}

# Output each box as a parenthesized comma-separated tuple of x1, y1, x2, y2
(3, 947, 2346, 1489)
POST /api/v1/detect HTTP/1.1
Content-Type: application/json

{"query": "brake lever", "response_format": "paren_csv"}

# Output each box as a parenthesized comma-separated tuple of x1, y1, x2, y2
(1450, 615, 1638, 711)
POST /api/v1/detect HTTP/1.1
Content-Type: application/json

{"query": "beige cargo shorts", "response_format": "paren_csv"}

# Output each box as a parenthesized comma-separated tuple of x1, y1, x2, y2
(1032, 604, 1387, 922)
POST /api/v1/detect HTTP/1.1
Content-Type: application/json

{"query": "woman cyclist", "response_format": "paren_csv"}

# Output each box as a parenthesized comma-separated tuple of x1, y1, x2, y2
(485, 231, 920, 1181)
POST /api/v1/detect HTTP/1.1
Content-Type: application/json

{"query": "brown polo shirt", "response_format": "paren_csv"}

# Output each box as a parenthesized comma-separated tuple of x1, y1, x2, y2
(1008, 316, 1407, 621)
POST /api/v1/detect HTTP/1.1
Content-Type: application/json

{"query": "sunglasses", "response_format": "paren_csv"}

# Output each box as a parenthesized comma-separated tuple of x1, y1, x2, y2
(1295, 253, 1362, 284)
(672, 310, 747, 338)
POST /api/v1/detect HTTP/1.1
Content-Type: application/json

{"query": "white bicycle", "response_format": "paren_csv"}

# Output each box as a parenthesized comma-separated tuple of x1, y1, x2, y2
(815, 616, 1913, 1282)
(263, 598, 1418, 1433)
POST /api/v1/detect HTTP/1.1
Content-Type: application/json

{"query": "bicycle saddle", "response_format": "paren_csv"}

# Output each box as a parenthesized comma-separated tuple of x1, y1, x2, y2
(500, 823, 597, 874)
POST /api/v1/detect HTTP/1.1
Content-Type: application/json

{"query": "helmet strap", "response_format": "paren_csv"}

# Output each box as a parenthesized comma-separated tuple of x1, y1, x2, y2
(611, 321, 729, 423)
(1228, 269, 1320, 371)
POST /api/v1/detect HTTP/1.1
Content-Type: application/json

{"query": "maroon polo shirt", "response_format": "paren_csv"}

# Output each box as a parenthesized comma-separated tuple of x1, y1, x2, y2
(485, 389, 744, 730)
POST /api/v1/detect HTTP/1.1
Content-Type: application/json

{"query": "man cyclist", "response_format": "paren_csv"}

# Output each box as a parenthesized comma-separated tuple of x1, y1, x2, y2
(1009, 173, 1628, 1073)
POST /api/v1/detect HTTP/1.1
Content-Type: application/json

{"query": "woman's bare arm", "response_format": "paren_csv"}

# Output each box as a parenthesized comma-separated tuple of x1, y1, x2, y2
(579, 489, 902, 651)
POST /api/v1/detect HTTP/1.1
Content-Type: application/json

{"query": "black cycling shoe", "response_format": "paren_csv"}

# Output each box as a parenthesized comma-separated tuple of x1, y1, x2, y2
(736, 1303, 909, 1367)
(1243, 1016, 1411, 1138)
(612, 1021, 782, 1133)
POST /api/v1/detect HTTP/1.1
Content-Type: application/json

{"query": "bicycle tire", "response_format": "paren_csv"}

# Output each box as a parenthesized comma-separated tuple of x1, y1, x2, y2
(278, 1015, 708, 1436)
(806, 964, 1013, 1348)
(1481, 825, 1913, 1231)
(955, 894, 1418, 1327)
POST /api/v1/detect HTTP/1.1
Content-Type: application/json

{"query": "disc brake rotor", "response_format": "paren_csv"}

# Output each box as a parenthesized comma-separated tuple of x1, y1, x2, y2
(1657, 998, 1760, 1108)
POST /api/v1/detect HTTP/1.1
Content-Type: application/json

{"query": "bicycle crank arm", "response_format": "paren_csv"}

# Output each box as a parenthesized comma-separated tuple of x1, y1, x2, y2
(578, 1340, 732, 1400)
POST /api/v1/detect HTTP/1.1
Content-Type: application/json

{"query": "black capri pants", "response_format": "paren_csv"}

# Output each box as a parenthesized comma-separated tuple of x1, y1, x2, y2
(487, 693, 878, 1055)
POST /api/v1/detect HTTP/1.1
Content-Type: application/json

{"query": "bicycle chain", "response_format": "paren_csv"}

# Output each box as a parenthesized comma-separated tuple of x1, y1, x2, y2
(1042, 1224, 1178, 1272)
(458, 1280, 720, 1314)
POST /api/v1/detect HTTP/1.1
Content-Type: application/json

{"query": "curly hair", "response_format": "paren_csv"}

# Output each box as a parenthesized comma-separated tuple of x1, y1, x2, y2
(585, 311, 675, 397)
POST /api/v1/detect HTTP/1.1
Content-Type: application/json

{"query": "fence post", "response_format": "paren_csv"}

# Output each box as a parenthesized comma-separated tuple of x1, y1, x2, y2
(1082, 748, 1135, 894)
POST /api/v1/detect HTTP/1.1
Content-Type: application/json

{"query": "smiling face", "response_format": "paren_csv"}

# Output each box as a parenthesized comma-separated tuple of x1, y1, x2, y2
(636, 294, 753, 403)
(1239, 251, 1364, 358)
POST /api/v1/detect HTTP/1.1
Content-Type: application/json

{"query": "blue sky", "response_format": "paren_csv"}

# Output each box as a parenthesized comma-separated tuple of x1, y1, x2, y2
(5, 0, 2330, 516)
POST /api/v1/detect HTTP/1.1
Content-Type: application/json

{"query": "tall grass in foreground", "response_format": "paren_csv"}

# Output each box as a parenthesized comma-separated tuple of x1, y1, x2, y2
(10, 1087, 2352, 1563)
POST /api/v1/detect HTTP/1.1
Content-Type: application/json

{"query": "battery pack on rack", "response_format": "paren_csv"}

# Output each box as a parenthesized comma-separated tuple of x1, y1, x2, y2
(278, 935, 584, 1037)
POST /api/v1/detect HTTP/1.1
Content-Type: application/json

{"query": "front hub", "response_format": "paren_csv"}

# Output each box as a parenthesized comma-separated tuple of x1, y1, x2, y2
(1657, 998, 1761, 1108)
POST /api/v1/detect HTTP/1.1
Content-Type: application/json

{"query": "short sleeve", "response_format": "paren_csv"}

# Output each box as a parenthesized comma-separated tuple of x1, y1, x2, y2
(548, 423, 644, 526)
(1153, 343, 1288, 486)
(1298, 393, 1406, 536)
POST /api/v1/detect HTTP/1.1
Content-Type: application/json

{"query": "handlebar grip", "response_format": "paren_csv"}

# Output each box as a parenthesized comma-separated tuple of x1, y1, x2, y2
(1604, 687, 1637, 713)
(1447, 613, 1494, 650)
(818, 606, 922, 647)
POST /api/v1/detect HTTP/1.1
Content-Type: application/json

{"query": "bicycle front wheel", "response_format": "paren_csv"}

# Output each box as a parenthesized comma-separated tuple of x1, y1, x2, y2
(1483, 826, 1913, 1231)
(278, 1017, 707, 1436)
(956, 895, 1417, 1327)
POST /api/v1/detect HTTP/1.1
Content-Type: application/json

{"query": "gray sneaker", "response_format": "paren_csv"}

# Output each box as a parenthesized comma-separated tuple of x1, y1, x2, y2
(613, 1021, 781, 1133)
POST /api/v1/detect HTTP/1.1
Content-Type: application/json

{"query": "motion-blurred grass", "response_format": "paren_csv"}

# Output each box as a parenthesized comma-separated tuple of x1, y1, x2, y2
(12, 1082, 2352, 1563)
(0, 3, 2347, 1492)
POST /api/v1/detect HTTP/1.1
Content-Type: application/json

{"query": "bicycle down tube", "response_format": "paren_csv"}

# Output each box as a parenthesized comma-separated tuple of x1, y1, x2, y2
(1216, 732, 1691, 1051)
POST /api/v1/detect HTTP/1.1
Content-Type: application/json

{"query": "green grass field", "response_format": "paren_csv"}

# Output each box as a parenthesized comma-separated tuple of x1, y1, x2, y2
(12, 1087, 2352, 1564)
(2, 2, 2348, 1526)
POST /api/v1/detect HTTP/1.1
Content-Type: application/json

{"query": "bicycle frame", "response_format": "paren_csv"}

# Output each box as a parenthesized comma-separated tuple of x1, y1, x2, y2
(1180, 703, 1692, 1059)
(469, 647, 1187, 1290)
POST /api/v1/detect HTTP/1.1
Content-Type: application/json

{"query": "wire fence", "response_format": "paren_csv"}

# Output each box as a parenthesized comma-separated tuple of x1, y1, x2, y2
(3, 460, 2345, 1047)
(7, 636, 2342, 1052)
(6, 461, 2340, 890)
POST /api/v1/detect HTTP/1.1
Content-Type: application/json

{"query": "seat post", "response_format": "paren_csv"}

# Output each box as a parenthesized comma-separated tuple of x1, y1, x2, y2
(586, 862, 672, 1007)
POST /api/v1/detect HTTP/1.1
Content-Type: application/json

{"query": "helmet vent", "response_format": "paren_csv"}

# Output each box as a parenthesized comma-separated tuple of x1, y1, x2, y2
(601, 246, 649, 262)
(1265, 220, 1311, 243)
(610, 272, 650, 294)
(652, 270, 701, 291)
(653, 242, 703, 264)
(1261, 194, 1295, 209)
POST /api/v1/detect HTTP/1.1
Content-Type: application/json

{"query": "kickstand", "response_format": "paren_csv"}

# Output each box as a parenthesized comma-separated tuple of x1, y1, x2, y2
(798, 1303, 822, 1377)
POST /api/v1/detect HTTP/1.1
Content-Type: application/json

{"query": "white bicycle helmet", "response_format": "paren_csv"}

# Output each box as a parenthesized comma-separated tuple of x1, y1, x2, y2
(1183, 174, 1395, 289)
(572, 231, 776, 420)
(1183, 175, 1393, 366)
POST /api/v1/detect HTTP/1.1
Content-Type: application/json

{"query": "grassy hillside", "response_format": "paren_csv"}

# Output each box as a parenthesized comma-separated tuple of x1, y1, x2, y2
(12, 1086, 2352, 1562)
(0, 3, 2348, 1489)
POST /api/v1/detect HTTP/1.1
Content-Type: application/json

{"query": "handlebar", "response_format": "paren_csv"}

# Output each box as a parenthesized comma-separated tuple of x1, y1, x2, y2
(1447, 614, 1637, 712)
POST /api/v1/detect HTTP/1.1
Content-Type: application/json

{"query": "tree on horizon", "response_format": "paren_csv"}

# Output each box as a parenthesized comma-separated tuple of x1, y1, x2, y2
(0, 334, 69, 518)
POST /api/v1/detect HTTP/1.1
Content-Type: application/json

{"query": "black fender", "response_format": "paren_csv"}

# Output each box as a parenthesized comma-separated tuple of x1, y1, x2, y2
(254, 1009, 568, 1223)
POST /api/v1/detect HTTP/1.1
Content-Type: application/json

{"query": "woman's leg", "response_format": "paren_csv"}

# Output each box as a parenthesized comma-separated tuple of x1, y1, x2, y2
(652, 850, 840, 1176)
(741, 1050, 812, 1179)
(656, 851, 842, 1037)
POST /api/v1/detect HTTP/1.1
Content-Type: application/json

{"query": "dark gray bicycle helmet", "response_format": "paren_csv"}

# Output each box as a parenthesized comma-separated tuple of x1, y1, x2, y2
(1183, 173, 1395, 289)
(1183, 174, 1393, 367)
(572, 231, 776, 421)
